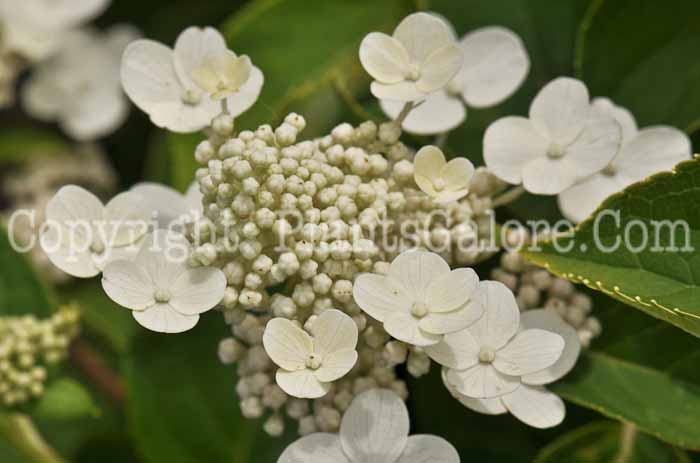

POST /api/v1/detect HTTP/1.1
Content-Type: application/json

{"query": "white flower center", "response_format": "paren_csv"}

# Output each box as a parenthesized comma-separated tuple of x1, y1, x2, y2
(411, 302, 429, 318)
(478, 346, 496, 364)
(181, 88, 202, 106)
(432, 178, 447, 192)
(306, 353, 322, 370)
(154, 289, 171, 303)
(546, 143, 566, 159)
(602, 163, 618, 176)
(90, 237, 105, 254)
(406, 64, 421, 81)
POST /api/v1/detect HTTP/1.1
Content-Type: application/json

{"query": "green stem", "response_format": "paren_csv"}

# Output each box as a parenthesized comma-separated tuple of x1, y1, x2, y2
(395, 101, 416, 125)
(492, 185, 526, 208)
(0, 413, 64, 463)
(614, 422, 638, 463)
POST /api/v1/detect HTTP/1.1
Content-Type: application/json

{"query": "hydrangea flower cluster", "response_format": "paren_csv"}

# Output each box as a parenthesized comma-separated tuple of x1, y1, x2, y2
(0, 306, 80, 406)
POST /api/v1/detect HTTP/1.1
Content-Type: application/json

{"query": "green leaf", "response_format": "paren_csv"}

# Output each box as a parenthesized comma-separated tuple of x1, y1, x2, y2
(124, 316, 290, 463)
(221, 0, 413, 135)
(576, 0, 700, 132)
(551, 296, 700, 450)
(0, 128, 67, 164)
(535, 421, 689, 463)
(33, 379, 100, 421)
(523, 158, 700, 337)
(145, 131, 203, 192)
(57, 280, 136, 354)
(0, 225, 53, 317)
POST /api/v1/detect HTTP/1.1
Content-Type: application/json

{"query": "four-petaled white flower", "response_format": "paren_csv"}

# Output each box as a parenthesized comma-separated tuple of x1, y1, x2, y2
(263, 309, 359, 399)
(484, 77, 622, 195)
(441, 308, 580, 429)
(191, 52, 252, 100)
(353, 250, 483, 347)
(414, 146, 474, 203)
(426, 281, 565, 399)
(121, 26, 264, 133)
(359, 12, 463, 102)
(102, 230, 226, 334)
(0, 0, 110, 60)
(558, 97, 691, 222)
(279, 388, 460, 463)
(381, 25, 529, 135)
(130, 181, 203, 229)
(22, 25, 138, 140)
(40, 185, 149, 278)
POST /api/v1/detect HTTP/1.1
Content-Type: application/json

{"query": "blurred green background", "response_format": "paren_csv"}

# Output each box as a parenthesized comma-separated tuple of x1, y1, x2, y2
(1, 0, 700, 461)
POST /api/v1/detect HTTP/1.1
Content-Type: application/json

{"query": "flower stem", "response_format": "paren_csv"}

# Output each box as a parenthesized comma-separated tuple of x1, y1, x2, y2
(434, 132, 448, 149)
(220, 98, 229, 115)
(614, 422, 638, 463)
(492, 185, 526, 208)
(395, 101, 416, 125)
(0, 413, 64, 463)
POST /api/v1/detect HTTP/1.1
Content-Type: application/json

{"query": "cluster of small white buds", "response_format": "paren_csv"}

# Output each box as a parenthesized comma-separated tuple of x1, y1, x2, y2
(0, 306, 80, 406)
(193, 110, 500, 436)
(492, 250, 602, 348)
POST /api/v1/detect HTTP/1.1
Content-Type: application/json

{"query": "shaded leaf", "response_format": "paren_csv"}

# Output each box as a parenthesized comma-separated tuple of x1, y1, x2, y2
(33, 379, 100, 421)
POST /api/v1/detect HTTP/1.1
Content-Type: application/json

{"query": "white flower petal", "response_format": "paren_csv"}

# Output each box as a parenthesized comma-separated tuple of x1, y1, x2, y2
(227, 65, 264, 118)
(359, 32, 411, 83)
(276, 369, 330, 399)
(501, 385, 565, 429)
(45, 185, 103, 223)
(529, 77, 590, 145)
(397, 435, 460, 463)
(441, 158, 475, 192)
(170, 267, 227, 315)
(425, 329, 480, 369)
(564, 114, 622, 178)
(427, 269, 480, 313)
(521, 309, 581, 385)
(62, 86, 129, 141)
(340, 389, 409, 463)
(420, 299, 484, 335)
(134, 231, 190, 289)
(380, 92, 465, 135)
(132, 303, 200, 334)
(102, 260, 155, 310)
(416, 44, 463, 94)
(493, 329, 565, 376)
(394, 12, 454, 63)
(614, 127, 691, 182)
(521, 157, 579, 195)
(184, 181, 204, 212)
(459, 26, 529, 108)
(434, 189, 472, 204)
(130, 182, 192, 228)
(311, 309, 358, 357)
(40, 225, 99, 278)
(469, 281, 520, 350)
(315, 349, 358, 383)
(557, 173, 622, 223)
(442, 369, 507, 415)
(21, 72, 63, 120)
(384, 312, 441, 347)
(591, 98, 638, 143)
(278, 433, 349, 463)
(353, 273, 412, 323)
(483, 116, 549, 185)
(447, 363, 520, 399)
(173, 26, 228, 89)
(370, 81, 424, 102)
(263, 318, 313, 371)
(388, 250, 450, 301)
(414, 145, 447, 185)
(103, 191, 150, 247)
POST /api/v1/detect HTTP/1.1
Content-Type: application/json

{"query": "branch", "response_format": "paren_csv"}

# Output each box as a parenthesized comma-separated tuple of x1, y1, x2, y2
(70, 339, 126, 406)
(0, 413, 64, 463)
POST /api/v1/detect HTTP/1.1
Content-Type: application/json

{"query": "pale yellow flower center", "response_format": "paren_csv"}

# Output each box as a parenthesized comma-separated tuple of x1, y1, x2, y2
(547, 143, 566, 159)
(306, 353, 322, 370)
(90, 237, 105, 254)
(181, 88, 202, 106)
(602, 163, 618, 176)
(478, 346, 496, 364)
(411, 301, 429, 318)
(432, 178, 447, 192)
(154, 289, 172, 303)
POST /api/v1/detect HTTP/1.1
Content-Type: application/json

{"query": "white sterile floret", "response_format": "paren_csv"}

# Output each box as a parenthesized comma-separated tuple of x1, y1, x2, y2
(413, 145, 474, 203)
(381, 25, 529, 135)
(0, 0, 110, 60)
(191, 51, 252, 100)
(278, 389, 459, 463)
(101, 230, 226, 333)
(130, 181, 203, 228)
(359, 12, 463, 102)
(40, 185, 149, 278)
(353, 250, 484, 347)
(121, 26, 264, 132)
(484, 77, 622, 195)
(425, 281, 565, 400)
(441, 308, 580, 429)
(558, 97, 691, 222)
(22, 25, 137, 140)
(263, 309, 359, 399)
